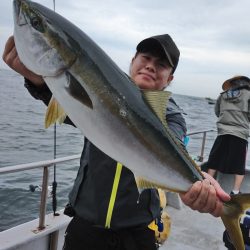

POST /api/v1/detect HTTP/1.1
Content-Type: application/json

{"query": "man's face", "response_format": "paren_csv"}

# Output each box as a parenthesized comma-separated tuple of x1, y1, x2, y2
(130, 52, 174, 90)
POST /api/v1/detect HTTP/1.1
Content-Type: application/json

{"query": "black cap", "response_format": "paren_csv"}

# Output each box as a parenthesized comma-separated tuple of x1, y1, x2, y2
(136, 34, 180, 73)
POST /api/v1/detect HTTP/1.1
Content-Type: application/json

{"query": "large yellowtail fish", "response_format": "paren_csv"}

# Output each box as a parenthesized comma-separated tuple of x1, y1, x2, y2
(13, 0, 250, 248)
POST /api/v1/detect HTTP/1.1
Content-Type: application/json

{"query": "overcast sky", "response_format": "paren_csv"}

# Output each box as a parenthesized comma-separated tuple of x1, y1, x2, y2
(1, 0, 250, 98)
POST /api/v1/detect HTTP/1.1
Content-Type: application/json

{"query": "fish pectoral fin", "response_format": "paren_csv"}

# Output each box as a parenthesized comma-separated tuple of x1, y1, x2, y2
(45, 97, 67, 128)
(66, 72, 93, 109)
(221, 193, 250, 250)
(142, 90, 172, 127)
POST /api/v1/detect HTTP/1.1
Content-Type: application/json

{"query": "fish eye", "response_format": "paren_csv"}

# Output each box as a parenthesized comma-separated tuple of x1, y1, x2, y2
(31, 17, 39, 27)
(30, 16, 45, 33)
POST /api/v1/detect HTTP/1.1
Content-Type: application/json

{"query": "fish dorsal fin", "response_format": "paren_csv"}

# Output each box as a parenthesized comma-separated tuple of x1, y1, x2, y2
(45, 97, 67, 128)
(143, 90, 204, 179)
(142, 90, 172, 128)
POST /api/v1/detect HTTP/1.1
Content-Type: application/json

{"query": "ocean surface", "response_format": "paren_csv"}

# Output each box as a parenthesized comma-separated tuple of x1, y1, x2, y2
(0, 69, 248, 232)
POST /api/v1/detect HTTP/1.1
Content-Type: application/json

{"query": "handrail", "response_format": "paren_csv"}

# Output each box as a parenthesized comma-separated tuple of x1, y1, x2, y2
(0, 154, 81, 231)
(187, 129, 216, 136)
(0, 130, 217, 173)
(186, 129, 216, 162)
(0, 130, 215, 231)
(0, 154, 81, 174)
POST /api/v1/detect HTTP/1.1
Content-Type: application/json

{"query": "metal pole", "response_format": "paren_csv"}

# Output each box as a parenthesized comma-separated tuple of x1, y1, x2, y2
(49, 230, 59, 250)
(199, 132, 207, 162)
(38, 166, 49, 230)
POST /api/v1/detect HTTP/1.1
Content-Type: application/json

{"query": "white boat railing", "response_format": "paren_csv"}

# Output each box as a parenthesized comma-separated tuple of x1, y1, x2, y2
(0, 154, 81, 174)
(187, 129, 216, 162)
(0, 129, 216, 231)
(0, 154, 81, 231)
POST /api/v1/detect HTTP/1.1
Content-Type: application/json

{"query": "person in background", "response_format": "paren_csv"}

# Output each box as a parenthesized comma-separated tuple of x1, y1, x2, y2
(207, 76, 250, 195)
(3, 34, 230, 250)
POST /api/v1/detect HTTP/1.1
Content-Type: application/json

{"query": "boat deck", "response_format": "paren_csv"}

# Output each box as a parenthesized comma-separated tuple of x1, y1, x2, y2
(162, 204, 225, 250)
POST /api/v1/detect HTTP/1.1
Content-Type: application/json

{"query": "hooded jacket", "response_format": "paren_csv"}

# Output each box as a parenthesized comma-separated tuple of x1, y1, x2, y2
(215, 87, 250, 141)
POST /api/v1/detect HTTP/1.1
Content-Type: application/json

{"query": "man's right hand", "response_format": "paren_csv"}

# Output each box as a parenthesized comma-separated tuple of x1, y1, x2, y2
(2, 36, 44, 86)
(180, 172, 230, 217)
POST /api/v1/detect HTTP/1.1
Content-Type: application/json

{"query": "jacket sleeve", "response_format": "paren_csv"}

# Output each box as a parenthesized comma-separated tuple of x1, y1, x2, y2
(24, 78, 52, 105)
(248, 95, 250, 121)
(166, 97, 187, 143)
(214, 95, 221, 117)
(24, 78, 75, 126)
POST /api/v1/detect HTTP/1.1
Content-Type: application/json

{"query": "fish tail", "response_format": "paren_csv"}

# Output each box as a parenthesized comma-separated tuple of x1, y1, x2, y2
(221, 193, 250, 250)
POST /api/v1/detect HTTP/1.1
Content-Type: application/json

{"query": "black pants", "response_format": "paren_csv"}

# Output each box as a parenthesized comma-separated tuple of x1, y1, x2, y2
(63, 216, 157, 250)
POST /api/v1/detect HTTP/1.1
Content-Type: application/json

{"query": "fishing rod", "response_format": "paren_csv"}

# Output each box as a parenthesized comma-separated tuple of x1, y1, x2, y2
(52, 0, 59, 216)
(28, 0, 59, 216)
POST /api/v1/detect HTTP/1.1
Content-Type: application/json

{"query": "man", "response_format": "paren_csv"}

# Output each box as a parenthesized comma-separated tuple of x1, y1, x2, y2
(3, 34, 230, 250)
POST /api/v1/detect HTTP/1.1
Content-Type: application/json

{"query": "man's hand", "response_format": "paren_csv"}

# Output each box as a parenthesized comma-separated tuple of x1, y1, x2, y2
(2, 36, 44, 86)
(180, 172, 230, 217)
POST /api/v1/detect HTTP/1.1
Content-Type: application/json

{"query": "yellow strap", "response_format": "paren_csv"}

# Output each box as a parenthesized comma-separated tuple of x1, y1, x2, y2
(105, 162, 123, 228)
(148, 220, 158, 231)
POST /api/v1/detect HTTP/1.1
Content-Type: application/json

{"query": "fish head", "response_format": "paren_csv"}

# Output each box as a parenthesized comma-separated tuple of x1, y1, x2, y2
(13, 0, 77, 77)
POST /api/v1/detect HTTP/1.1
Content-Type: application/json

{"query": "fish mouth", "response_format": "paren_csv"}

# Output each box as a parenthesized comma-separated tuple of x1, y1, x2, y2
(13, 0, 21, 16)
(13, 0, 28, 26)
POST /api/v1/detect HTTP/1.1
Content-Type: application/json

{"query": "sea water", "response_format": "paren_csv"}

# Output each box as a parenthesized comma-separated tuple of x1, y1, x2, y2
(0, 69, 83, 231)
(0, 69, 248, 231)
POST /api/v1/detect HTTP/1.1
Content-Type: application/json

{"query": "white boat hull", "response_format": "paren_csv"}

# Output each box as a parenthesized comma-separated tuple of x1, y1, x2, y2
(0, 209, 71, 250)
